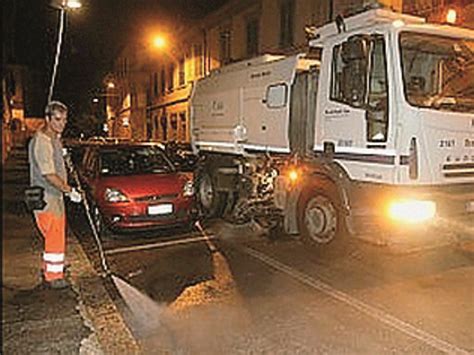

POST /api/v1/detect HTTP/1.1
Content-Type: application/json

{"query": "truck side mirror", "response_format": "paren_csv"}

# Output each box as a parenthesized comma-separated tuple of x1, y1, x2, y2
(341, 36, 370, 108)
(341, 36, 369, 62)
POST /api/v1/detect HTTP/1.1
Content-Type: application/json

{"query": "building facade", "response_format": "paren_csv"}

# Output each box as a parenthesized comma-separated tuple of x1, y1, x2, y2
(106, 0, 472, 142)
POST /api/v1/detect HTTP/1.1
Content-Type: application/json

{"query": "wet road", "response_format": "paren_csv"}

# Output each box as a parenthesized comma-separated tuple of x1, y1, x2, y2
(69, 208, 474, 354)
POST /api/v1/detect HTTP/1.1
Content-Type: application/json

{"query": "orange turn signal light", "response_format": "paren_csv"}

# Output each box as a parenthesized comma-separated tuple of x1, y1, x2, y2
(288, 169, 299, 183)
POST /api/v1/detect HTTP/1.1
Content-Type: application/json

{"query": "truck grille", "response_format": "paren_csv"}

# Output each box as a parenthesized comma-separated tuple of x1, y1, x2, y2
(442, 163, 474, 179)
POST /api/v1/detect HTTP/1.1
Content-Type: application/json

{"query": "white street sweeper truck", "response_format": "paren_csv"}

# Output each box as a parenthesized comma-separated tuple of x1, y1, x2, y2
(190, 8, 474, 246)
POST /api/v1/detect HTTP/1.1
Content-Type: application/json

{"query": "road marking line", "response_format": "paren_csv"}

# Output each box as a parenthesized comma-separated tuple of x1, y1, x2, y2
(104, 235, 216, 256)
(243, 247, 469, 355)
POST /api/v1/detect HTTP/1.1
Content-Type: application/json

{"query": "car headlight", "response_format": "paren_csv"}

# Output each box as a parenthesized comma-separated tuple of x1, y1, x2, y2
(104, 188, 129, 202)
(183, 181, 194, 197)
(388, 199, 436, 223)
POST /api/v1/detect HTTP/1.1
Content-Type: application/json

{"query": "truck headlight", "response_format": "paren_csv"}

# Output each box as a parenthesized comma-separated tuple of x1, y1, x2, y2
(183, 181, 194, 197)
(388, 199, 436, 223)
(104, 188, 129, 202)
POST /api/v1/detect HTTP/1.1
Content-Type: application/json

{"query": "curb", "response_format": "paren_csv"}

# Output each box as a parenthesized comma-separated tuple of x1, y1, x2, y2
(67, 233, 141, 354)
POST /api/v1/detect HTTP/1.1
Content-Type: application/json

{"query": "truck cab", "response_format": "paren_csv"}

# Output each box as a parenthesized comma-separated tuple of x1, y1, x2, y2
(312, 9, 474, 186)
(295, 9, 474, 243)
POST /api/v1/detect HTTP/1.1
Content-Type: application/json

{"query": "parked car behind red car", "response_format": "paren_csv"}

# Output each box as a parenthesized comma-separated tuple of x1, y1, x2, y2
(78, 142, 197, 235)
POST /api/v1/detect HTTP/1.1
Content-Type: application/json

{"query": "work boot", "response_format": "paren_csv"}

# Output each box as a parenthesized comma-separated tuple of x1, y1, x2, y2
(47, 278, 69, 289)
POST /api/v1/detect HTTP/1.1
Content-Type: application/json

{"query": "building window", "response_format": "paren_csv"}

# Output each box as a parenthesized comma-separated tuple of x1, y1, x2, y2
(179, 112, 187, 142)
(194, 44, 203, 78)
(167, 63, 174, 91)
(7, 72, 16, 96)
(246, 18, 259, 57)
(154, 115, 159, 139)
(146, 112, 153, 140)
(279, 0, 295, 48)
(153, 72, 158, 97)
(219, 29, 231, 65)
(178, 57, 185, 86)
(170, 113, 178, 141)
(160, 68, 166, 95)
(160, 114, 168, 141)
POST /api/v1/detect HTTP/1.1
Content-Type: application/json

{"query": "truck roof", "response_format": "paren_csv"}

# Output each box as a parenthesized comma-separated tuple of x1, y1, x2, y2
(208, 54, 286, 76)
(309, 9, 424, 45)
(309, 8, 474, 46)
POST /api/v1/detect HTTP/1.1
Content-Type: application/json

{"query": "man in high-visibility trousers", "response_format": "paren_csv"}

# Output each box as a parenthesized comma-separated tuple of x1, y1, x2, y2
(28, 101, 82, 289)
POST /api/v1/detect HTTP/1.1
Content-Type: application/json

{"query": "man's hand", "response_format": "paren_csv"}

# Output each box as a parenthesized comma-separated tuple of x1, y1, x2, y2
(67, 187, 83, 203)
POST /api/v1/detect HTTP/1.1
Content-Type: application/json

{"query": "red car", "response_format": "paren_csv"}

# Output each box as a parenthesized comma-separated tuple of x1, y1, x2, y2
(78, 142, 197, 235)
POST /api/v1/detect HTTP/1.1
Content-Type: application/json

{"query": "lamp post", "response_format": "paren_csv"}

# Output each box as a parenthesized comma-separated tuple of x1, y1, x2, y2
(47, 0, 82, 103)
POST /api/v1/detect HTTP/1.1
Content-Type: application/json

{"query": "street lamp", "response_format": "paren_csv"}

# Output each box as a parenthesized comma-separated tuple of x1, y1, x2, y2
(153, 36, 166, 49)
(47, 0, 82, 103)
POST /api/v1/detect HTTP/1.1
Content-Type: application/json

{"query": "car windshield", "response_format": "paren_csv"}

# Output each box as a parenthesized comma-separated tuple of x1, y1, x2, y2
(99, 146, 174, 176)
(400, 32, 474, 113)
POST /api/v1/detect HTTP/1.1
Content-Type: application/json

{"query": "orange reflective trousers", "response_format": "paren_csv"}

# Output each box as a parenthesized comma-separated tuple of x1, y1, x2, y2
(35, 212, 66, 281)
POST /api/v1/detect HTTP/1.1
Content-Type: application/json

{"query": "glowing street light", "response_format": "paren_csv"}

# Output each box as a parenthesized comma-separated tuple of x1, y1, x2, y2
(153, 36, 166, 49)
(50, 0, 82, 10)
(446, 9, 457, 24)
(107, 82, 115, 89)
(92, 97, 99, 103)
(65, 0, 82, 9)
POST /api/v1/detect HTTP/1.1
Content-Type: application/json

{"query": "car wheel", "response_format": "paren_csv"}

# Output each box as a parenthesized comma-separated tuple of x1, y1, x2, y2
(197, 171, 225, 218)
(298, 191, 343, 247)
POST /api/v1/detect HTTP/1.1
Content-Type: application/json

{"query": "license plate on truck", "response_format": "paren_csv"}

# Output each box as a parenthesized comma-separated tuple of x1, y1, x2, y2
(148, 204, 173, 215)
(466, 201, 474, 213)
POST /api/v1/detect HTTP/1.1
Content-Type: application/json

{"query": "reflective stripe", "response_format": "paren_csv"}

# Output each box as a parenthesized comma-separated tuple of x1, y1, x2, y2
(43, 252, 65, 263)
(46, 263, 64, 273)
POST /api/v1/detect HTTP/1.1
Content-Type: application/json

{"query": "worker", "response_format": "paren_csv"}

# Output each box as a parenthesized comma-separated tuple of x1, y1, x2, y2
(28, 101, 82, 289)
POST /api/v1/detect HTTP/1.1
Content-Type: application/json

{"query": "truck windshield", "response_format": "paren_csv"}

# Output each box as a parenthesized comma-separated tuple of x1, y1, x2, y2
(400, 32, 474, 113)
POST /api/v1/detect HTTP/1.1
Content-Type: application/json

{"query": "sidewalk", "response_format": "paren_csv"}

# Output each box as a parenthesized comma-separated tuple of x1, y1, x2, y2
(2, 147, 140, 354)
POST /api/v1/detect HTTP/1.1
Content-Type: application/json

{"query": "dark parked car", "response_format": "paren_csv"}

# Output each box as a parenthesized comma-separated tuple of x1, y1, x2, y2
(164, 142, 199, 172)
(78, 142, 197, 235)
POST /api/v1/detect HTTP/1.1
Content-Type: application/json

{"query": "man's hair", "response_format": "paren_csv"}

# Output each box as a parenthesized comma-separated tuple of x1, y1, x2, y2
(45, 100, 68, 119)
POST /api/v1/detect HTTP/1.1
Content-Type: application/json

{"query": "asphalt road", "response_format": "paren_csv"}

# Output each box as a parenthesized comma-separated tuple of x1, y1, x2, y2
(69, 209, 474, 354)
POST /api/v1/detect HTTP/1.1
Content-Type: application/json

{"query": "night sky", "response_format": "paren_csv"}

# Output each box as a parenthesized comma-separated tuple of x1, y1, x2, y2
(6, 0, 228, 121)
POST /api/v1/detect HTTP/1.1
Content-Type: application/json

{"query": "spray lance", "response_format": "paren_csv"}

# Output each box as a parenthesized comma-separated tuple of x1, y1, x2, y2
(63, 149, 111, 277)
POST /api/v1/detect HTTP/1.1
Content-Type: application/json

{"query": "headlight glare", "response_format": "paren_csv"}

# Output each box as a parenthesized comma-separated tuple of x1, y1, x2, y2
(388, 199, 436, 223)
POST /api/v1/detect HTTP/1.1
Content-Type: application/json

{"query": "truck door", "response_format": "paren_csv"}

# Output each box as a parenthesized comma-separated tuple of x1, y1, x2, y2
(319, 34, 392, 182)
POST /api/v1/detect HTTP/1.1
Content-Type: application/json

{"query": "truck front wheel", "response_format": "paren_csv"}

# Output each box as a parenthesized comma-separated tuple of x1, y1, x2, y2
(298, 192, 341, 246)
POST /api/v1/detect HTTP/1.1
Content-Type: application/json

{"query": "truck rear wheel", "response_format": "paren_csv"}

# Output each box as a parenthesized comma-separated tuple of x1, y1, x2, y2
(197, 171, 225, 218)
(298, 191, 342, 246)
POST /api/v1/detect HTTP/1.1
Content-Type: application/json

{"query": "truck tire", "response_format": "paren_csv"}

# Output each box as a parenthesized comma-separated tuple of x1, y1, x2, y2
(196, 171, 225, 218)
(298, 190, 343, 247)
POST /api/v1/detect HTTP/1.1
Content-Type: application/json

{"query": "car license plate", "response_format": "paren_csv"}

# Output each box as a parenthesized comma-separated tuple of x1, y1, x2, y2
(466, 201, 474, 213)
(148, 204, 173, 215)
